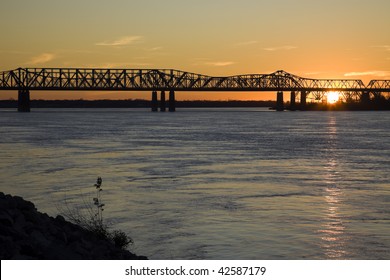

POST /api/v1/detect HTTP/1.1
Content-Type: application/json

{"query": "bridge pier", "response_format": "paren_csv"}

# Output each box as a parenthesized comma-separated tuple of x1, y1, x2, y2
(276, 91, 284, 111)
(290, 91, 296, 110)
(160, 91, 166, 112)
(151, 91, 158, 112)
(361, 91, 370, 104)
(18, 89, 31, 112)
(300, 91, 307, 110)
(169, 90, 176, 112)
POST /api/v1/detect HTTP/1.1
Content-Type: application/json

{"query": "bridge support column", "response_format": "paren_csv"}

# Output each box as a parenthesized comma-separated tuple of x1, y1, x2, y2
(18, 89, 30, 112)
(151, 91, 158, 112)
(361, 91, 370, 104)
(169, 90, 175, 112)
(290, 91, 296, 111)
(276, 91, 284, 111)
(160, 91, 166, 112)
(300, 91, 307, 110)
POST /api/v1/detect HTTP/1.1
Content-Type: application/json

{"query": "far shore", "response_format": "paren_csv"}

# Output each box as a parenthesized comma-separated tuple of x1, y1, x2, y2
(0, 99, 275, 108)
(0, 99, 389, 110)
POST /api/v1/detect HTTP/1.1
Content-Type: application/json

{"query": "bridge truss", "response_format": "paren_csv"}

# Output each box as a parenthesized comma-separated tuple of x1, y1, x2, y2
(1, 68, 389, 111)
(1, 68, 389, 92)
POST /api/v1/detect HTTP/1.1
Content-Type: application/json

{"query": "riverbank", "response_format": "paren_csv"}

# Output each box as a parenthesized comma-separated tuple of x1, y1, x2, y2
(0, 99, 275, 108)
(0, 192, 147, 260)
(1, 99, 389, 110)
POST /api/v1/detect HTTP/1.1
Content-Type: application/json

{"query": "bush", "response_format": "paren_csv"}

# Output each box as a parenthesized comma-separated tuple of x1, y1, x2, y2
(60, 177, 133, 249)
(111, 230, 133, 249)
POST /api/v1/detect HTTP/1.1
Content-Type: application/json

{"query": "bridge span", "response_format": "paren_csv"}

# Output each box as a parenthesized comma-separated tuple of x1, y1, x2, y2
(1, 68, 389, 112)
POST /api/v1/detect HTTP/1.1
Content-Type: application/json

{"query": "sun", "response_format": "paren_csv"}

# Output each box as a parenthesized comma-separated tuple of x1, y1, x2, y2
(327, 91, 340, 104)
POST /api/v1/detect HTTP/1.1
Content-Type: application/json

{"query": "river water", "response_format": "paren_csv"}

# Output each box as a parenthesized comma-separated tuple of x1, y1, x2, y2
(0, 108, 389, 259)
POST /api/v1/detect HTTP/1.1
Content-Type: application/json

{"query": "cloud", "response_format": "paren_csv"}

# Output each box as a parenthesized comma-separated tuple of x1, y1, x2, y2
(96, 36, 143, 46)
(58, 49, 103, 55)
(0, 50, 29, 55)
(236, 41, 257, 47)
(148, 46, 163, 51)
(263, 46, 297, 51)
(344, 71, 390, 78)
(304, 72, 322, 76)
(205, 61, 235, 67)
(28, 53, 55, 65)
(85, 62, 152, 68)
(192, 58, 235, 67)
(371, 45, 390, 51)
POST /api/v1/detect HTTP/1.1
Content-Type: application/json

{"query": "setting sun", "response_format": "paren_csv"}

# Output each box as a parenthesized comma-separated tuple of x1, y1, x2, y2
(327, 91, 340, 104)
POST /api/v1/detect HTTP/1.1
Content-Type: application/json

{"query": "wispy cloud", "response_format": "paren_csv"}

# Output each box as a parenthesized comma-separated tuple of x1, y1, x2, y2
(85, 62, 152, 68)
(205, 61, 235, 67)
(57, 49, 104, 55)
(304, 72, 322, 76)
(28, 53, 55, 65)
(371, 45, 390, 51)
(344, 71, 390, 78)
(148, 46, 163, 51)
(96, 36, 143, 46)
(0, 49, 30, 55)
(236, 41, 257, 47)
(263, 46, 297, 51)
(192, 58, 235, 67)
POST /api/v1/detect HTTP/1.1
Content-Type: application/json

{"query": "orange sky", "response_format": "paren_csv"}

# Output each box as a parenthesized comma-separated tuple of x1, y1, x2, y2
(1, 0, 389, 100)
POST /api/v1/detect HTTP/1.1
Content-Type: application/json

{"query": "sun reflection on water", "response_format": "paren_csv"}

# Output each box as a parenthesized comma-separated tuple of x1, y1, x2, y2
(318, 115, 349, 259)
(320, 185, 347, 258)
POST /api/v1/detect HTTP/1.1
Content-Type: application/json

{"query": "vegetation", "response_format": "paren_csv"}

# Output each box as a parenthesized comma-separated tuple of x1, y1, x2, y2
(61, 177, 133, 249)
(0, 99, 276, 108)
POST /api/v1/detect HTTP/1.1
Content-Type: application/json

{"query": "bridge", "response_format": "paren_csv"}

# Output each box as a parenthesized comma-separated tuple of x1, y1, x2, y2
(1, 67, 389, 112)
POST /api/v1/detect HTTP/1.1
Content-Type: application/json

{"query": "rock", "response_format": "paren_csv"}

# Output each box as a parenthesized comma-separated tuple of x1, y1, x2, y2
(0, 193, 147, 260)
(0, 212, 14, 227)
(30, 230, 51, 249)
(13, 212, 26, 231)
(55, 215, 65, 222)
(0, 196, 17, 210)
(13, 195, 36, 211)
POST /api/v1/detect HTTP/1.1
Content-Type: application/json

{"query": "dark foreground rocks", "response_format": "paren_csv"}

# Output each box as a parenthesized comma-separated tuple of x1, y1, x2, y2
(0, 192, 147, 259)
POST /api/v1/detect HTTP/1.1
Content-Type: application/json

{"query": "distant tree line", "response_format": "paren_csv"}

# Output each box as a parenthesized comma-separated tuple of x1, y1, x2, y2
(0, 99, 276, 108)
(0, 98, 389, 110)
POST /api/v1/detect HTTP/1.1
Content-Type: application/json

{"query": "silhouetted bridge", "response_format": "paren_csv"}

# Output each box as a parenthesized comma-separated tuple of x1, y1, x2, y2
(1, 68, 389, 111)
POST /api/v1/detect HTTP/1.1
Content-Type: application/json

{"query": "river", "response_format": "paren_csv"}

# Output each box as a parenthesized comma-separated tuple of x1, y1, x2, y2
(0, 108, 389, 259)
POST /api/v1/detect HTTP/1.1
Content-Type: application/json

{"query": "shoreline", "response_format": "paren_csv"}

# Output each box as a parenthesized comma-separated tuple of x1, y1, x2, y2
(0, 192, 147, 260)
(0, 99, 389, 110)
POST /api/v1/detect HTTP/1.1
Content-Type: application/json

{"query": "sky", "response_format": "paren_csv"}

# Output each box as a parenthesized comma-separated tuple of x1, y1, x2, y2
(0, 0, 389, 100)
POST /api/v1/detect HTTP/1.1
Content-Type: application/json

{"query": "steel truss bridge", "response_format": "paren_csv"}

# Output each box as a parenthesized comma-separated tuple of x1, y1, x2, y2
(1, 67, 389, 111)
